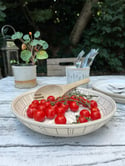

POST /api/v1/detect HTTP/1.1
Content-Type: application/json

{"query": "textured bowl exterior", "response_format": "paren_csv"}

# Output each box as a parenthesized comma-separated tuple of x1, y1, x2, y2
(11, 88, 116, 137)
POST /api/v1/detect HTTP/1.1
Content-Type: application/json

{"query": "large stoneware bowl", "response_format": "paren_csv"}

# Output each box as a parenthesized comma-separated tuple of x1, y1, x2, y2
(11, 88, 116, 137)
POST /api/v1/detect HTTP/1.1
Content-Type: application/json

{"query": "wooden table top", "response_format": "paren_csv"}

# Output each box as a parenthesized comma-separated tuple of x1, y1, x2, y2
(0, 75, 125, 166)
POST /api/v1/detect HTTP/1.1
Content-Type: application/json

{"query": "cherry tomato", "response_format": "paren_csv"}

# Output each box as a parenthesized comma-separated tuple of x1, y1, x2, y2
(27, 93, 101, 124)
(68, 95, 78, 105)
(45, 106, 56, 119)
(91, 109, 101, 120)
(56, 96, 62, 101)
(78, 96, 83, 104)
(80, 97, 89, 107)
(80, 109, 90, 118)
(40, 99, 46, 105)
(77, 116, 88, 123)
(56, 106, 65, 115)
(55, 115, 67, 124)
(33, 110, 45, 122)
(62, 95, 69, 100)
(52, 103, 58, 110)
(69, 101, 79, 112)
(55, 100, 62, 107)
(32, 100, 39, 105)
(45, 101, 51, 107)
(29, 103, 38, 109)
(90, 107, 100, 113)
(38, 104, 46, 111)
(60, 102, 69, 112)
(70, 95, 78, 100)
(47, 95, 55, 102)
(90, 100, 98, 108)
(27, 107, 37, 118)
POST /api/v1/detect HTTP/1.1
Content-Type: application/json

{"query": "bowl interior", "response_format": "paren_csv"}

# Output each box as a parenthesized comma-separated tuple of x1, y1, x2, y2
(11, 88, 116, 137)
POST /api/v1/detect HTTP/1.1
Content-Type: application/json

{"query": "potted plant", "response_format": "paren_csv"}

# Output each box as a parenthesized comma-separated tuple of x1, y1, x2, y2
(11, 30, 49, 88)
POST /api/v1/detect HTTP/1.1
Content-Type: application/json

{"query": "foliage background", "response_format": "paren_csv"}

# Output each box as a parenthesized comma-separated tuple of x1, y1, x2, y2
(0, 0, 125, 75)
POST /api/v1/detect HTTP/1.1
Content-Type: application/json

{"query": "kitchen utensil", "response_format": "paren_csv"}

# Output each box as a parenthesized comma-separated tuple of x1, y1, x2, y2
(81, 49, 99, 68)
(34, 78, 90, 100)
(75, 50, 85, 68)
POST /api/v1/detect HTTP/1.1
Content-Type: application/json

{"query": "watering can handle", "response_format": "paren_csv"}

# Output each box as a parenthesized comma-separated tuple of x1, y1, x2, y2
(1, 24, 16, 38)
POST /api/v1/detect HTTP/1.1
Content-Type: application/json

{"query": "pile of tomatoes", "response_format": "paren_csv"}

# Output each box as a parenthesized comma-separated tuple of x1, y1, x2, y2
(26, 94, 101, 124)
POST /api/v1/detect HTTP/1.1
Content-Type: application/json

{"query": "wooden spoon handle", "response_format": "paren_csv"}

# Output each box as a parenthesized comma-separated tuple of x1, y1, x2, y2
(62, 77, 90, 94)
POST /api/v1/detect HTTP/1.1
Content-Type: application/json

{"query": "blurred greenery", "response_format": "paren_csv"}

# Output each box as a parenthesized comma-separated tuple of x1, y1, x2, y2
(0, 0, 125, 75)
(80, 0, 125, 73)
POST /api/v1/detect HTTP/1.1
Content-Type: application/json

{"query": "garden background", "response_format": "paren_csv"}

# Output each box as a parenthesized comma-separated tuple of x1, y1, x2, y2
(0, 0, 125, 76)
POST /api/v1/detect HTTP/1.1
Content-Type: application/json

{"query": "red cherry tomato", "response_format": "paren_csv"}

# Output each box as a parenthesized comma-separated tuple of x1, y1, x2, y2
(77, 116, 88, 123)
(45, 101, 51, 107)
(56, 96, 62, 102)
(27, 107, 37, 118)
(55, 115, 67, 124)
(56, 106, 65, 115)
(47, 95, 55, 102)
(90, 100, 98, 108)
(78, 96, 83, 104)
(55, 100, 62, 107)
(40, 99, 46, 105)
(45, 106, 56, 119)
(80, 109, 90, 118)
(62, 95, 69, 100)
(90, 107, 100, 113)
(38, 104, 46, 111)
(68, 95, 78, 105)
(91, 109, 101, 120)
(59, 102, 69, 112)
(70, 95, 78, 100)
(32, 100, 39, 105)
(29, 103, 38, 109)
(69, 101, 79, 112)
(80, 97, 89, 107)
(33, 110, 45, 122)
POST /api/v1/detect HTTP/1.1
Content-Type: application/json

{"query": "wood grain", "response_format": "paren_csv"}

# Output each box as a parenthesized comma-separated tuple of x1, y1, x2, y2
(0, 76, 125, 166)
(0, 146, 125, 166)
(47, 58, 76, 76)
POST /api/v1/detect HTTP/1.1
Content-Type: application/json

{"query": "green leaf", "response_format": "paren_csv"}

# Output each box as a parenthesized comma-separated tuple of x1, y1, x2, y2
(36, 50, 48, 60)
(23, 34, 30, 44)
(30, 39, 39, 46)
(11, 32, 23, 40)
(24, 39, 30, 44)
(20, 50, 32, 63)
(11, 34, 17, 40)
(23, 34, 30, 40)
(39, 40, 49, 49)
(30, 39, 49, 49)
(34, 31, 40, 38)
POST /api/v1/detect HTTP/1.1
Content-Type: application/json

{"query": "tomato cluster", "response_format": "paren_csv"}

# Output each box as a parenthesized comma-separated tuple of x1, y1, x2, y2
(26, 94, 101, 124)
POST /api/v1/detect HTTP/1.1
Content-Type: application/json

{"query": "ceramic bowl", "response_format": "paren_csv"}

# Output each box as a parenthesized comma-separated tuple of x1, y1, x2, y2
(11, 88, 116, 137)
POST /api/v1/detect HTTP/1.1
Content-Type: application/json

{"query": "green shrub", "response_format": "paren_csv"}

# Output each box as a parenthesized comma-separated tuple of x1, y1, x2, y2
(81, 0, 125, 73)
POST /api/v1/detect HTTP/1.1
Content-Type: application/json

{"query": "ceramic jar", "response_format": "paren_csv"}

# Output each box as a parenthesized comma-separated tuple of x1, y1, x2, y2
(12, 64, 37, 88)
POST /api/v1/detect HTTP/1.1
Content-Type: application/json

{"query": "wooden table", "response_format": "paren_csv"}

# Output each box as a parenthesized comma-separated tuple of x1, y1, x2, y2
(0, 76, 125, 166)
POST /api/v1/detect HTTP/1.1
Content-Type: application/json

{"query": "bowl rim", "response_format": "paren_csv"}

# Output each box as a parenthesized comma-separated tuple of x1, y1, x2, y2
(11, 88, 116, 129)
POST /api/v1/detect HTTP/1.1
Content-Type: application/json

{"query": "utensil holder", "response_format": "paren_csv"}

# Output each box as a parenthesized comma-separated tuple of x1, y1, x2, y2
(66, 66, 90, 87)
